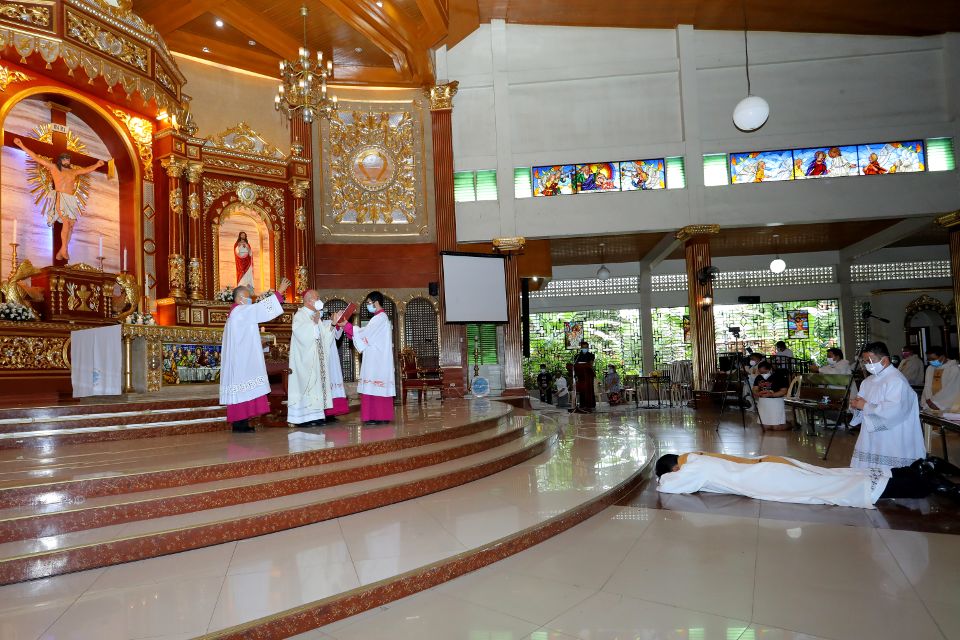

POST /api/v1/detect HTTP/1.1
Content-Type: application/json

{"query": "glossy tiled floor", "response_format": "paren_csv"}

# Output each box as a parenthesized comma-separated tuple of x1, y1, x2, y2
(3, 401, 960, 640)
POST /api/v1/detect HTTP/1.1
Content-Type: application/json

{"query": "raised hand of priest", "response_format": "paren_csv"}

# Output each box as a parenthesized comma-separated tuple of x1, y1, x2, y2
(278, 277, 292, 293)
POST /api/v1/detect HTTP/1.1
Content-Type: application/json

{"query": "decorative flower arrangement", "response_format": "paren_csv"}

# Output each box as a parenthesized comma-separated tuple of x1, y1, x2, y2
(214, 288, 235, 303)
(0, 302, 36, 322)
(125, 311, 156, 325)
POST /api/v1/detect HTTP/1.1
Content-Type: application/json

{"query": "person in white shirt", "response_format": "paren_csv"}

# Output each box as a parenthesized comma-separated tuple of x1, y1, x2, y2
(774, 341, 794, 358)
(898, 346, 926, 387)
(554, 374, 569, 408)
(921, 346, 960, 411)
(849, 341, 926, 469)
(811, 347, 857, 395)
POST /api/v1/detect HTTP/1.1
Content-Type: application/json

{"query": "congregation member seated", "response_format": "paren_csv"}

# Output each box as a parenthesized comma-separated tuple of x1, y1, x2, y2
(604, 364, 625, 405)
(741, 353, 763, 409)
(898, 346, 926, 387)
(554, 374, 570, 408)
(753, 360, 789, 430)
(810, 347, 857, 394)
(921, 346, 960, 411)
(774, 341, 794, 358)
(655, 452, 960, 508)
(536, 364, 553, 404)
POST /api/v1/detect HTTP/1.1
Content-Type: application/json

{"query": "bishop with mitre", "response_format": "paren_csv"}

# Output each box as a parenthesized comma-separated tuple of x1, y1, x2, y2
(287, 290, 334, 427)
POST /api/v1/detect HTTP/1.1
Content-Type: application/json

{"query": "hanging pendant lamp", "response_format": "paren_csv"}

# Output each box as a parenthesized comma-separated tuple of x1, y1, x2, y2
(732, 0, 769, 132)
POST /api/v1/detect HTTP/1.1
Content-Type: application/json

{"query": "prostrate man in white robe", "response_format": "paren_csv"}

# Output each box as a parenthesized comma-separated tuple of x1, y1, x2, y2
(655, 452, 959, 508)
(338, 291, 396, 425)
(898, 346, 925, 387)
(921, 346, 960, 411)
(322, 309, 350, 422)
(220, 278, 292, 432)
(287, 290, 333, 428)
(849, 341, 926, 469)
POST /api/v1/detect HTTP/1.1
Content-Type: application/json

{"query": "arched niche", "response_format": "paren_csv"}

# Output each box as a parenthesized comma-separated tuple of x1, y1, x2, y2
(213, 202, 275, 294)
(903, 294, 957, 354)
(404, 296, 439, 369)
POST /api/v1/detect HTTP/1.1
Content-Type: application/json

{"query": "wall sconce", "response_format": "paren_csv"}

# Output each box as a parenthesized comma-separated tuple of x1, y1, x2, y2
(701, 295, 714, 308)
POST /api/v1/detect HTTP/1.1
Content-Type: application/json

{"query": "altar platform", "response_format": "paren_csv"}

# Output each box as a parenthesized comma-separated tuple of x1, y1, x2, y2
(0, 399, 651, 640)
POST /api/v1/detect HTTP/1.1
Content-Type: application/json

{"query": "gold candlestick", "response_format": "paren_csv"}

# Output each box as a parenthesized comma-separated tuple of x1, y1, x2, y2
(97, 255, 105, 272)
(8, 242, 18, 278)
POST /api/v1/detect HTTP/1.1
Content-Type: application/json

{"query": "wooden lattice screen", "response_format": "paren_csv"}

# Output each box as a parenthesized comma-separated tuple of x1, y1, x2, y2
(404, 297, 439, 369)
(325, 299, 356, 383)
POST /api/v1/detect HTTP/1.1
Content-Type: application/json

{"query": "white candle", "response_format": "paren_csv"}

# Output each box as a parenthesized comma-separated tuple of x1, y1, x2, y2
(98, 234, 103, 257)
(123, 248, 127, 271)
(144, 276, 149, 298)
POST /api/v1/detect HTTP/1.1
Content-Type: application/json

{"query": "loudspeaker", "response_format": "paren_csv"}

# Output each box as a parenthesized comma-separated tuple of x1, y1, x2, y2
(428, 281, 439, 296)
(737, 295, 761, 304)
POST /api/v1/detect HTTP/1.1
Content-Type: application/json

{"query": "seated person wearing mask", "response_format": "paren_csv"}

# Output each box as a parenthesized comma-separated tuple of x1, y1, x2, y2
(921, 346, 960, 412)
(753, 360, 790, 430)
(555, 373, 570, 408)
(898, 346, 926, 387)
(655, 452, 959, 508)
(604, 364, 624, 405)
(811, 347, 857, 395)
(741, 354, 763, 410)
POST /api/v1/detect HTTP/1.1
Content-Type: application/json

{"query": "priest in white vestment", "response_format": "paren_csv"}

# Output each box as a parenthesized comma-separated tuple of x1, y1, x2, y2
(287, 290, 333, 427)
(338, 291, 396, 424)
(811, 347, 857, 396)
(655, 452, 956, 508)
(322, 313, 350, 420)
(849, 341, 926, 469)
(220, 278, 291, 432)
(898, 347, 926, 387)
(921, 347, 960, 411)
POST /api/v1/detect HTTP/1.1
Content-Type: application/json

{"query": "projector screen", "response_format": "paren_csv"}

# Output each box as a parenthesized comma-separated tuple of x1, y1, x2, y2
(441, 253, 508, 323)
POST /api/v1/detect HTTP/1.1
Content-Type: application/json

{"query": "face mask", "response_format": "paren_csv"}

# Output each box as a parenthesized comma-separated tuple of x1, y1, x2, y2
(761, 372, 772, 380)
(865, 362, 884, 375)
(366, 304, 376, 314)
(240, 297, 251, 305)
(930, 360, 943, 368)
(581, 348, 588, 353)
(826, 357, 836, 364)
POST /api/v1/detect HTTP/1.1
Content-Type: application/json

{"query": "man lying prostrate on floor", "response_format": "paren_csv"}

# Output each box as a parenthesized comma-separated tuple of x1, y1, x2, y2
(655, 452, 959, 509)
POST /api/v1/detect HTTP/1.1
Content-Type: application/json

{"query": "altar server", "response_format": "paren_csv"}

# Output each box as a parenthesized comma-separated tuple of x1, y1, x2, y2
(287, 290, 333, 427)
(898, 346, 925, 387)
(656, 452, 959, 508)
(850, 341, 925, 469)
(339, 291, 395, 424)
(220, 278, 291, 432)
(921, 346, 960, 411)
(323, 310, 350, 421)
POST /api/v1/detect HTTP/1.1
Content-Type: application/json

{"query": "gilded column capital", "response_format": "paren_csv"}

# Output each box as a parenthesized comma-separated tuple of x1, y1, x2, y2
(289, 177, 310, 199)
(492, 237, 526, 252)
(160, 156, 186, 178)
(429, 81, 459, 111)
(185, 162, 204, 184)
(676, 224, 720, 242)
(935, 211, 960, 229)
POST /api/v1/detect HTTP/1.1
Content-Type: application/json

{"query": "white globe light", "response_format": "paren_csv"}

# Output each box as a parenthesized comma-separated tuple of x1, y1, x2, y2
(596, 265, 611, 281)
(769, 257, 786, 274)
(733, 95, 769, 132)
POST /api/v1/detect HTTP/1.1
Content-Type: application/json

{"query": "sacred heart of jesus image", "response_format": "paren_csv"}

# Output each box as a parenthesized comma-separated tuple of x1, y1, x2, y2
(351, 146, 396, 192)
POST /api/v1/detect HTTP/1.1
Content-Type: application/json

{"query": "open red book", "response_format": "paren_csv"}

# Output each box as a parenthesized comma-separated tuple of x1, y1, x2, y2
(332, 302, 357, 326)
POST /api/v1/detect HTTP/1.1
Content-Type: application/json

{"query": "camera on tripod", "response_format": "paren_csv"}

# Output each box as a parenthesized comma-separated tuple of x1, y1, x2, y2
(727, 326, 741, 338)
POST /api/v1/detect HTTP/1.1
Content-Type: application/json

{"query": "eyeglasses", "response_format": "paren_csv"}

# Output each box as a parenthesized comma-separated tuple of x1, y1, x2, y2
(861, 357, 884, 365)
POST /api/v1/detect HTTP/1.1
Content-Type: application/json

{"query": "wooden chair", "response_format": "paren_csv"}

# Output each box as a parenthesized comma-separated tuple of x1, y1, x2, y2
(784, 373, 854, 460)
(400, 346, 443, 404)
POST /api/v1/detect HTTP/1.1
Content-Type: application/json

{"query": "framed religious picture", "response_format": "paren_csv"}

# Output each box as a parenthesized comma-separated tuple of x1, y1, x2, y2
(564, 320, 584, 350)
(682, 315, 691, 344)
(786, 310, 810, 340)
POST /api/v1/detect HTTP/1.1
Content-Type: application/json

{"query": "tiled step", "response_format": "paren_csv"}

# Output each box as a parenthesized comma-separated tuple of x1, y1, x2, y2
(0, 418, 553, 585)
(0, 405, 225, 434)
(0, 402, 513, 508)
(0, 414, 229, 449)
(0, 416, 527, 542)
(0, 396, 219, 422)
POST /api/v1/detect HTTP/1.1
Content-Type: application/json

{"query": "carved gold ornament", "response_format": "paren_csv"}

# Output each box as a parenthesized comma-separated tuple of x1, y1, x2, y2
(65, 9, 148, 73)
(0, 258, 40, 311)
(0, 335, 69, 369)
(289, 177, 310, 200)
(114, 271, 139, 321)
(935, 210, 960, 229)
(236, 181, 257, 205)
(205, 122, 284, 159)
(0, 63, 30, 91)
(186, 161, 204, 184)
(429, 81, 459, 111)
(676, 224, 721, 242)
(295, 205, 306, 231)
(296, 264, 309, 294)
(26, 123, 91, 226)
(327, 110, 418, 225)
(169, 186, 183, 216)
(161, 156, 186, 179)
(492, 237, 526, 252)
(188, 257, 203, 294)
(112, 109, 153, 180)
(167, 254, 185, 299)
(188, 191, 200, 219)
(0, 3, 51, 28)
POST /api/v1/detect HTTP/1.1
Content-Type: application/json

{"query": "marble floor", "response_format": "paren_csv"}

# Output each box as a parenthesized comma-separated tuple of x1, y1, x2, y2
(2, 402, 958, 640)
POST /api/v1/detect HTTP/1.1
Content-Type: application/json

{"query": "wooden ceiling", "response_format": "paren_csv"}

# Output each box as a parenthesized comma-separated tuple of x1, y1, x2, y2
(478, 0, 960, 37)
(132, 0, 448, 85)
(548, 219, 943, 267)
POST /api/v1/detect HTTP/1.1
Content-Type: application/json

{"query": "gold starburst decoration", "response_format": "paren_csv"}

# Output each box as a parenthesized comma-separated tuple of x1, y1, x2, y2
(26, 124, 90, 226)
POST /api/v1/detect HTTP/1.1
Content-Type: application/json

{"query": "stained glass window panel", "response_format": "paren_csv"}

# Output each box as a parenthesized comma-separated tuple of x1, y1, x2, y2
(574, 162, 621, 193)
(794, 145, 858, 179)
(620, 159, 665, 191)
(857, 140, 925, 175)
(532, 165, 575, 196)
(729, 150, 794, 184)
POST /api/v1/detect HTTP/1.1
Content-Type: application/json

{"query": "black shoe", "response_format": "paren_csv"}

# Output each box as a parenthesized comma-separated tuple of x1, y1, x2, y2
(926, 455, 960, 477)
(325, 416, 339, 424)
(363, 420, 378, 426)
(311, 419, 326, 427)
(232, 420, 254, 433)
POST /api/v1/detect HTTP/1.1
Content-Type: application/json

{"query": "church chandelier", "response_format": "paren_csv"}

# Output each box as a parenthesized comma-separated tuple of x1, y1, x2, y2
(274, 6, 338, 124)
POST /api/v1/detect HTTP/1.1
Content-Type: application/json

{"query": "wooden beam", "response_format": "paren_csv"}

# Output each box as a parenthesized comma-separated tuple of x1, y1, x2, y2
(165, 31, 284, 75)
(446, 0, 480, 49)
(369, 0, 434, 81)
(317, 0, 409, 74)
(415, 0, 449, 46)
(137, 0, 227, 36)
(217, 0, 303, 59)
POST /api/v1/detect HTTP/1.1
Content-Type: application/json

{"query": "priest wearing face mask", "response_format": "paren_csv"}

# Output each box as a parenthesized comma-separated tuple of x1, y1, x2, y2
(570, 340, 596, 413)
(849, 341, 925, 469)
(898, 346, 925, 387)
(219, 278, 292, 432)
(811, 347, 858, 395)
(338, 291, 396, 425)
(921, 346, 960, 412)
(287, 290, 334, 428)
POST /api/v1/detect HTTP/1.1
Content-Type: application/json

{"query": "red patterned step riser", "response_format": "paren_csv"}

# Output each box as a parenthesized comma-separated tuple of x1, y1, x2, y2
(0, 409, 226, 435)
(0, 420, 229, 450)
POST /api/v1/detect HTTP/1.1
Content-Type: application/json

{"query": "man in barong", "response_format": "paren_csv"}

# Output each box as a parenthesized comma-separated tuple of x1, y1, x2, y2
(898, 346, 925, 387)
(921, 346, 960, 411)
(655, 452, 959, 508)
(287, 290, 334, 428)
(850, 341, 926, 469)
(219, 278, 291, 432)
(338, 291, 395, 424)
